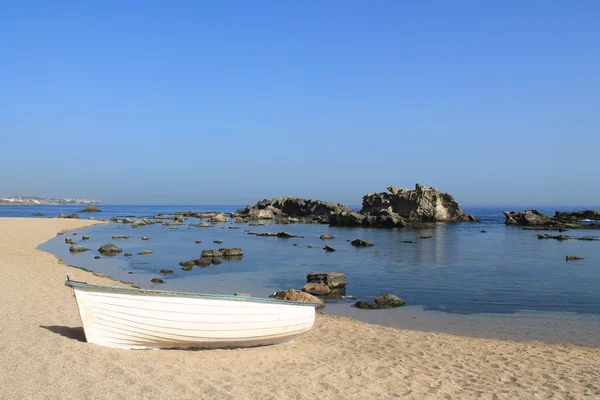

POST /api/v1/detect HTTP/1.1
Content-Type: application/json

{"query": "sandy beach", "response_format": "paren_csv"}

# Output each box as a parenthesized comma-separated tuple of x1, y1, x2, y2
(1, 218, 599, 400)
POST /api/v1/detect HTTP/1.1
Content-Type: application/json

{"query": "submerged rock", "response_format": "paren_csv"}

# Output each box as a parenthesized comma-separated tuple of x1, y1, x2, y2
(160, 269, 174, 275)
(320, 234, 334, 239)
(195, 258, 212, 267)
(151, 278, 164, 284)
(98, 243, 122, 254)
(82, 236, 90, 240)
(138, 250, 153, 255)
(94, 256, 101, 259)
(111, 235, 130, 239)
(323, 245, 336, 252)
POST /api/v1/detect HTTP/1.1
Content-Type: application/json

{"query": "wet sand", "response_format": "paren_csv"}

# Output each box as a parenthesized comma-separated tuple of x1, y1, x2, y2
(1, 218, 599, 399)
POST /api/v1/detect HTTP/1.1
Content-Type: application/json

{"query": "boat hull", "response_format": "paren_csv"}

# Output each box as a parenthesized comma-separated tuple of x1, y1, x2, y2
(68, 283, 316, 350)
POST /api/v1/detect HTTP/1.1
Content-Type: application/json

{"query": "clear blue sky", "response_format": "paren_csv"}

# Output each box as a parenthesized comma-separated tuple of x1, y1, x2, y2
(1, 1, 598, 205)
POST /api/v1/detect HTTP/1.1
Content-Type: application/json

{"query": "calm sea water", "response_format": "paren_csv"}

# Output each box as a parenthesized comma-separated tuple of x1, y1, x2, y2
(3, 204, 600, 345)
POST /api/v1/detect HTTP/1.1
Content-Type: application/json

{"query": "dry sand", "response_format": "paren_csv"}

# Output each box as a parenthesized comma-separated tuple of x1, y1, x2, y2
(0, 217, 599, 400)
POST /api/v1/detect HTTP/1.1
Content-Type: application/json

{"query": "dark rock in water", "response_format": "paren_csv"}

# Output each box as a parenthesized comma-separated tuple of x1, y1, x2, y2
(577, 237, 598, 241)
(480, 230, 487, 233)
(537, 234, 570, 240)
(355, 292, 405, 309)
(94, 256, 101, 259)
(195, 240, 202, 244)
(82, 236, 90, 240)
(179, 260, 195, 268)
(399, 240, 414, 243)
(69, 245, 89, 252)
(111, 235, 130, 239)
(98, 243, 122, 254)
(151, 278, 164, 284)
(218, 248, 243, 257)
(57, 232, 64, 235)
(138, 250, 153, 255)
(195, 258, 212, 267)
(124, 253, 133, 257)
(228, 226, 239, 229)
(270, 289, 325, 309)
(142, 237, 150, 241)
(277, 232, 297, 238)
(65, 237, 75, 245)
(419, 235, 432, 239)
(214, 240, 223, 244)
(323, 245, 336, 252)
(72, 233, 78, 235)
(181, 265, 193, 271)
(160, 269, 174, 275)
(33, 212, 44, 216)
(302, 282, 331, 296)
(307, 272, 347, 289)
(80, 204, 101, 212)
(201, 250, 223, 258)
(351, 239, 374, 247)
(320, 234, 334, 239)
(566, 256, 584, 261)
(211, 258, 222, 265)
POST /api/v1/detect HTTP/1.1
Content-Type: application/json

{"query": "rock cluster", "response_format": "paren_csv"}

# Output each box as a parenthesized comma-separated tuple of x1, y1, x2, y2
(239, 184, 475, 229)
(504, 209, 600, 229)
(355, 293, 405, 309)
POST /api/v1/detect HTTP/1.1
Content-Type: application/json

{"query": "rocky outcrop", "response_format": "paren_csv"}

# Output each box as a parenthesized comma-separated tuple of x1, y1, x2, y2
(360, 184, 476, 222)
(240, 184, 475, 229)
(239, 197, 350, 222)
(504, 209, 600, 229)
(80, 204, 101, 212)
(504, 210, 553, 226)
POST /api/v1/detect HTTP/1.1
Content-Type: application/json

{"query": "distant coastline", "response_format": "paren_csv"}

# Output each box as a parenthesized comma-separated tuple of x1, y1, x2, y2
(0, 196, 102, 206)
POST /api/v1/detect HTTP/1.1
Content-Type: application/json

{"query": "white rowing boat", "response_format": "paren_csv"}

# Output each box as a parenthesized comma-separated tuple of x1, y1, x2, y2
(65, 276, 317, 350)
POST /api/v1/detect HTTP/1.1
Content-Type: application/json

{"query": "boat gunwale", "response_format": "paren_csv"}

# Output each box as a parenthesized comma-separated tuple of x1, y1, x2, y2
(65, 281, 320, 307)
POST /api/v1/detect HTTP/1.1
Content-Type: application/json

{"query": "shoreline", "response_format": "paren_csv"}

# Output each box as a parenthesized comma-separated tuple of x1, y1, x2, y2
(1, 217, 599, 399)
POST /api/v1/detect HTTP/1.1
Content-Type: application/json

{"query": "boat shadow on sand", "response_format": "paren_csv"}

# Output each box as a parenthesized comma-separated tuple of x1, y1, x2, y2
(41, 325, 86, 342)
